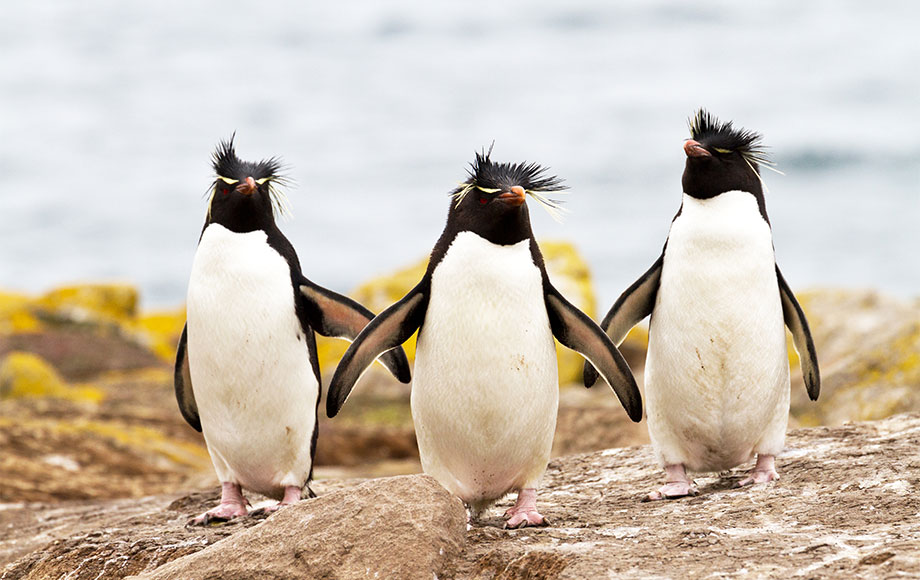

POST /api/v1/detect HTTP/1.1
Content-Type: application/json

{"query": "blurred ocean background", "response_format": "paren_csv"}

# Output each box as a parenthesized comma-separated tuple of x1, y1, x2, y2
(1, 0, 917, 308)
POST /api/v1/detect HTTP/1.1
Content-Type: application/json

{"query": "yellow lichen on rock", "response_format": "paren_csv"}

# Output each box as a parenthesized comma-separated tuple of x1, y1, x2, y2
(0, 351, 104, 402)
(789, 289, 920, 426)
(624, 325, 649, 349)
(824, 318, 920, 424)
(541, 240, 597, 316)
(350, 258, 429, 315)
(0, 290, 41, 333)
(36, 283, 139, 325)
(133, 308, 187, 363)
(540, 240, 599, 384)
(58, 418, 211, 469)
(316, 337, 351, 375)
(316, 258, 429, 375)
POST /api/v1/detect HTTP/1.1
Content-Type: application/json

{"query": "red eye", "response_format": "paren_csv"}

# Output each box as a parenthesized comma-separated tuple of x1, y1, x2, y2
(479, 196, 488, 205)
(221, 187, 230, 195)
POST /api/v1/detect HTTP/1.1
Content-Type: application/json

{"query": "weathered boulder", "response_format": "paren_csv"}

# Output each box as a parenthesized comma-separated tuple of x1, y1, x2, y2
(130, 475, 466, 580)
(449, 413, 920, 579)
(2, 415, 918, 579)
(790, 289, 920, 426)
(0, 475, 466, 580)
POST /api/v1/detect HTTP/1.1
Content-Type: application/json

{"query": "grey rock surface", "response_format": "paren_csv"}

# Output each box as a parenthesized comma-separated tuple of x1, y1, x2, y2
(3, 415, 919, 579)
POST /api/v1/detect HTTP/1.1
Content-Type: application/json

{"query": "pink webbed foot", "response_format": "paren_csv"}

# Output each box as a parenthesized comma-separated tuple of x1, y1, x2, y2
(643, 464, 699, 502)
(251, 485, 305, 516)
(737, 454, 779, 487)
(503, 488, 550, 529)
(189, 482, 248, 526)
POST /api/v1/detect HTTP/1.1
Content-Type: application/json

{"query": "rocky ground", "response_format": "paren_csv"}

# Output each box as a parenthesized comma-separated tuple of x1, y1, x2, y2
(1, 275, 918, 578)
(1, 414, 918, 579)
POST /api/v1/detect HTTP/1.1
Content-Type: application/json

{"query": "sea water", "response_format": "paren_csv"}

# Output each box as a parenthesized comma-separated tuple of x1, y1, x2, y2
(0, 0, 917, 307)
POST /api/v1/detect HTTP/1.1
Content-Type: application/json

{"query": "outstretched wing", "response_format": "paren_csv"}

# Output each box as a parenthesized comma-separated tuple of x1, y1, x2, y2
(173, 325, 201, 432)
(776, 266, 820, 400)
(545, 283, 642, 422)
(584, 255, 663, 387)
(299, 277, 411, 383)
(326, 282, 429, 418)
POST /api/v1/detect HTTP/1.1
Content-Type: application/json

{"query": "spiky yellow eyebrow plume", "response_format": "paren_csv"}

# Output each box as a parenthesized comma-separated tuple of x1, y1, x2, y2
(206, 174, 293, 221)
(450, 149, 570, 221)
(261, 175, 293, 218)
(209, 136, 293, 220)
(526, 188, 569, 223)
(451, 183, 570, 222)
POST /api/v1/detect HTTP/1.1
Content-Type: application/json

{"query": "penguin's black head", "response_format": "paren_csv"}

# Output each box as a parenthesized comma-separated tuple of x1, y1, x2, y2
(446, 146, 566, 246)
(206, 136, 287, 233)
(681, 109, 773, 201)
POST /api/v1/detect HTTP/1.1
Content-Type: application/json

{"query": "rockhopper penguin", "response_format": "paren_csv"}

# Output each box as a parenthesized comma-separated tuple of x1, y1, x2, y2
(175, 137, 410, 524)
(585, 109, 820, 500)
(327, 148, 642, 527)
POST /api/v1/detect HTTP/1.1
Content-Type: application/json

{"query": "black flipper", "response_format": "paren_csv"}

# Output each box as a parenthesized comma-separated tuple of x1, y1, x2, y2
(326, 282, 429, 418)
(545, 283, 643, 422)
(299, 277, 411, 384)
(776, 266, 820, 400)
(584, 255, 663, 388)
(174, 325, 201, 432)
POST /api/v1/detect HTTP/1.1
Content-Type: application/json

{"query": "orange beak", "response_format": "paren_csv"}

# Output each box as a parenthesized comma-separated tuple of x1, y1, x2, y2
(236, 176, 257, 195)
(496, 185, 526, 207)
(684, 139, 711, 158)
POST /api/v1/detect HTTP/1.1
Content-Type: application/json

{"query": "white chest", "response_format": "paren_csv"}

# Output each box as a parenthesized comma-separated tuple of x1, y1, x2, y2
(664, 191, 776, 293)
(423, 232, 553, 353)
(184, 224, 318, 494)
(411, 232, 559, 503)
(187, 225, 302, 354)
(657, 192, 781, 332)
(646, 192, 790, 471)
(418, 232, 556, 385)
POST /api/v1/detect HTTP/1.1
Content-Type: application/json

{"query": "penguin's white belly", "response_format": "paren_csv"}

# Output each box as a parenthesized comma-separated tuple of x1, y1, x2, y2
(412, 232, 558, 506)
(186, 224, 318, 498)
(647, 192, 789, 472)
